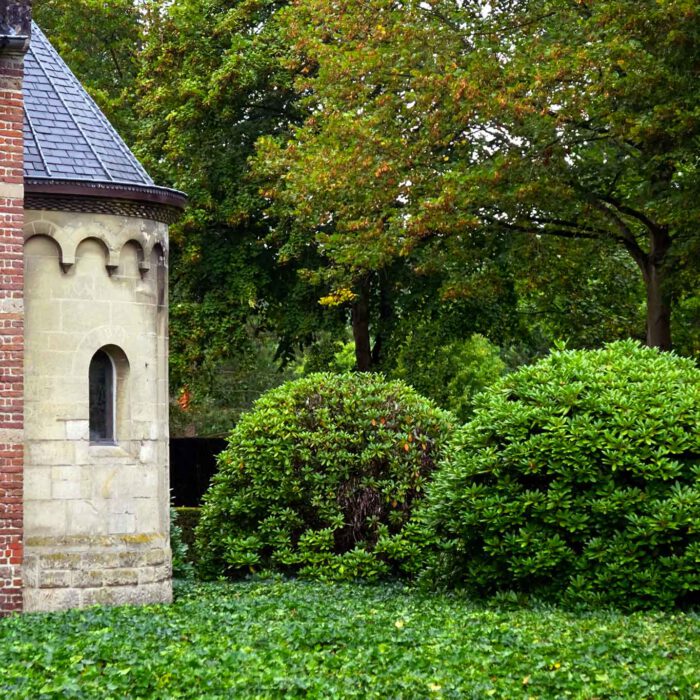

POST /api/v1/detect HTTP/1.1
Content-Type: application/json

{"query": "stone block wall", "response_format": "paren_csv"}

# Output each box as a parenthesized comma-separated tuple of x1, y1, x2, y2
(23, 535, 171, 611)
(0, 41, 25, 616)
(22, 210, 172, 611)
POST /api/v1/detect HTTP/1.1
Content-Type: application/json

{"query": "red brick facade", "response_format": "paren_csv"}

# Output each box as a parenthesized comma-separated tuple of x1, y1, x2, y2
(0, 46, 25, 616)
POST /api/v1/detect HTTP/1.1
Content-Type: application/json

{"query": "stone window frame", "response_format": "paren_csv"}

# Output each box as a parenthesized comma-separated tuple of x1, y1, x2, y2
(88, 345, 130, 446)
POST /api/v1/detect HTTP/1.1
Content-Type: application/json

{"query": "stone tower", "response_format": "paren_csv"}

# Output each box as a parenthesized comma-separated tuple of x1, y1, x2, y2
(0, 5, 186, 614)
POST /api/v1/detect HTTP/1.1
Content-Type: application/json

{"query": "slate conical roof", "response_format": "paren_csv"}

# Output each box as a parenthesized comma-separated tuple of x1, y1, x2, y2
(23, 23, 185, 219)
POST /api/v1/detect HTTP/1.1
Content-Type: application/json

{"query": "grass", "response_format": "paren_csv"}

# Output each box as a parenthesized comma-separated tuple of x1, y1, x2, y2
(1, 579, 699, 699)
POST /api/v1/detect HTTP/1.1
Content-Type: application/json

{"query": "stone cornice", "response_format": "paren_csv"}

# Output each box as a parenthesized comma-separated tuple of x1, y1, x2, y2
(24, 178, 187, 225)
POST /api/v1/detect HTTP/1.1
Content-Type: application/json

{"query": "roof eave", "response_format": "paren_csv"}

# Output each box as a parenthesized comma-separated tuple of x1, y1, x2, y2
(24, 178, 188, 210)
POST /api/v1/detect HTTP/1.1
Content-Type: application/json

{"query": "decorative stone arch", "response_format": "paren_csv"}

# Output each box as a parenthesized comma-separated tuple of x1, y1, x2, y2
(144, 234, 168, 261)
(23, 217, 60, 239)
(72, 329, 134, 453)
(119, 239, 149, 275)
(71, 325, 133, 376)
(23, 220, 71, 270)
(150, 242, 167, 309)
(73, 234, 120, 274)
(24, 217, 125, 272)
(106, 217, 168, 272)
(23, 232, 62, 267)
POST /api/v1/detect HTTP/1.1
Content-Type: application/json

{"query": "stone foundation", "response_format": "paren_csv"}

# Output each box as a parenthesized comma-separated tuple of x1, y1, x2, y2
(23, 534, 171, 612)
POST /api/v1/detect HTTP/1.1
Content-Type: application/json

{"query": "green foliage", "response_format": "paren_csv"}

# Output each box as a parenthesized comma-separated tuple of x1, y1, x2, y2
(393, 332, 506, 421)
(674, 294, 700, 361)
(671, 230, 700, 360)
(135, 0, 343, 393)
(40, 0, 694, 415)
(196, 373, 455, 580)
(173, 507, 201, 568)
(170, 507, 194, 580)
(170, 333, 298, 437)
(423, 341, 700, 609)
(256, 0, 700, 349)
(295, 335, 356, 375)
(2, 580, 700, 698)
(511, 235, 647, 349)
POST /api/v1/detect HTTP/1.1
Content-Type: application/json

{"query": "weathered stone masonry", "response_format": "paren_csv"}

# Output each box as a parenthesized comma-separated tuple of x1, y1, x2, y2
(22, 210, 173, 611)
(0, 1, 29, 615)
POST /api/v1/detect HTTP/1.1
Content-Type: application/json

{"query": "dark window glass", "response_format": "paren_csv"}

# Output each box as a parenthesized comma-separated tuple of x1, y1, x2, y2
(89, 350, 114, 442)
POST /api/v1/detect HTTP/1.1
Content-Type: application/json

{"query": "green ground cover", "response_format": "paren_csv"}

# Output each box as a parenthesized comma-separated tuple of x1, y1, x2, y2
(1, 580, 698, 699)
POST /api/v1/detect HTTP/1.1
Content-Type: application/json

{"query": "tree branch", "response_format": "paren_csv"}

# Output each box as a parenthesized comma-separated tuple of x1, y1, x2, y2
(585, 198, 648, 269)
(481, 215, 599, 241)
(598, 195, 663, 236)
(529, 216, 609, 237)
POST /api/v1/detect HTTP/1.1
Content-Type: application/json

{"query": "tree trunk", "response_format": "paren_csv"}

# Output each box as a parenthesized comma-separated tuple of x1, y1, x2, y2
(371, 272, 392, 367)
(352, 277, 372, 371)
(636, 227, 672, 350)
(644, 261, 672, 350)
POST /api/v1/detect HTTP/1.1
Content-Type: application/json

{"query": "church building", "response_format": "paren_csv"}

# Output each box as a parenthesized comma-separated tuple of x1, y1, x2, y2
(1, 2, 185, 614)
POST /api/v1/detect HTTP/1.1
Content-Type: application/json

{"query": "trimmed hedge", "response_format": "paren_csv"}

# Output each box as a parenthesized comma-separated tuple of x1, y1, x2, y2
(196, 373, 455, 581)
(422, 341, 700, 609)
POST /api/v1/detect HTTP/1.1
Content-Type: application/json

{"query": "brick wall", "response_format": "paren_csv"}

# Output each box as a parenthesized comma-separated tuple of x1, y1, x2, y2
(0, 45, 25, 616)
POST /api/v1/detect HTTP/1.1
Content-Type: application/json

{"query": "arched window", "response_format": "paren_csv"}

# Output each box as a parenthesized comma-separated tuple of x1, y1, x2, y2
(89, 349, 115, 443)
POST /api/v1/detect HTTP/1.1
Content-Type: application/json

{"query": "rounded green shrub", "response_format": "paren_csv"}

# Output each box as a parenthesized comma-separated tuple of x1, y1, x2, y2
(423, 341, 700, 609)
(196, 372, 455, 581)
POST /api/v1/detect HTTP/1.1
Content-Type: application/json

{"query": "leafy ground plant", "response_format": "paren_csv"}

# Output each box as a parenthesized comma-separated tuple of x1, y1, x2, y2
(1, 580, 699, 698)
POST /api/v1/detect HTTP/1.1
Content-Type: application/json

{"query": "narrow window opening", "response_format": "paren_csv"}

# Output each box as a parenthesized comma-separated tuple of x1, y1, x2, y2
(89, 349, 115, 443)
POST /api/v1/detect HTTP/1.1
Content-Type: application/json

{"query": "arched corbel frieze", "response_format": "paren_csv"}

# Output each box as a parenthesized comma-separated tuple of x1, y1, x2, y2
(23, 219, 73, 271)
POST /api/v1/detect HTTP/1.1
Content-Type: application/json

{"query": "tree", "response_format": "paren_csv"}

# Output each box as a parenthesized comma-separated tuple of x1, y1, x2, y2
(135, 0, 355, 401)
(34, 0, 332, 421)
(33, 0, 152, 142)
(509, 234, 646, 350)
(255, 0, 700, 350)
